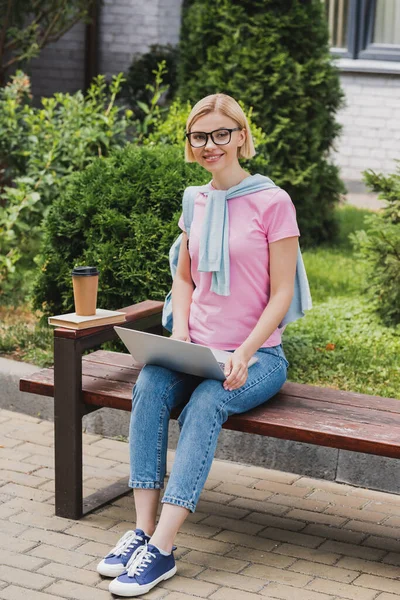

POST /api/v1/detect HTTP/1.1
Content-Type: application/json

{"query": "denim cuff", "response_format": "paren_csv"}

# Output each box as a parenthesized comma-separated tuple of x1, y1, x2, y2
(161, 495, 196, 513)
(129, 480, 164, 490)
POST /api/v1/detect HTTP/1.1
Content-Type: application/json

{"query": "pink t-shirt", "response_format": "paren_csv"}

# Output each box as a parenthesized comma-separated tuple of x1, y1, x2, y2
(178, 184, 300, 350)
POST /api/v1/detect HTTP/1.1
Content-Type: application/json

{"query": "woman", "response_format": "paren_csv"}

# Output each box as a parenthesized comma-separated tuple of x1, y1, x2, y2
(98, 93, 300, 597)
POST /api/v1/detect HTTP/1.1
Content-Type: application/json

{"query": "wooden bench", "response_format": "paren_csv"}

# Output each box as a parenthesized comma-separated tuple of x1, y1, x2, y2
(19, 300, 400, 520)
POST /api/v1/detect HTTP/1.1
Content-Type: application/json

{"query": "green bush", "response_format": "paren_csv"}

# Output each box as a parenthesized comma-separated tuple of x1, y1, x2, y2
(350, 164, 400, 327)
(0, 71, 133, 299)
(178, 0, 345, 247)
(33, 145, 207, 316)
(123, 44, 179, 118)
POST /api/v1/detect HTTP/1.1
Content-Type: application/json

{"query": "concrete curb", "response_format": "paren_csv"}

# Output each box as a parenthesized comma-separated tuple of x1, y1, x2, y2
(1, 356, 398, 495)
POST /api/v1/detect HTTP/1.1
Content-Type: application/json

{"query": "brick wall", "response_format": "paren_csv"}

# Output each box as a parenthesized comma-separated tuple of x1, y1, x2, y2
(30, 0, 183, 96)
(333, 72, 400, 181)
(28, 1, 400, 182)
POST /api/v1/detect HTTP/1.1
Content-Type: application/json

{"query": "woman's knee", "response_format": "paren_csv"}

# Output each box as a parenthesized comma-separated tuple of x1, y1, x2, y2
(132, 364, 189, 412)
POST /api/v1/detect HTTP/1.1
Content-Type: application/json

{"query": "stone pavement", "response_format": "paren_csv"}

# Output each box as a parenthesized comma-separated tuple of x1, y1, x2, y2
(1, 408, 400, 600)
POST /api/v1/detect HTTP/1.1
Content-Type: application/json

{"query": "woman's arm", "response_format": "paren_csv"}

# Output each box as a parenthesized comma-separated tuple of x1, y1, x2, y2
(171, 231, 194, 339)
(239, 236, 299, 360)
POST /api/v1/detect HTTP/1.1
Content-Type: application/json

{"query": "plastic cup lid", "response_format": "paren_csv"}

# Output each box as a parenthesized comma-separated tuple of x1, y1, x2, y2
(71, 266, 99, 277)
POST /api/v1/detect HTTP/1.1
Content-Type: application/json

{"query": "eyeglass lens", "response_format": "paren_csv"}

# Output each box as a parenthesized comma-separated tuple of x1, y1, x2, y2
(189, 129, 231, 147)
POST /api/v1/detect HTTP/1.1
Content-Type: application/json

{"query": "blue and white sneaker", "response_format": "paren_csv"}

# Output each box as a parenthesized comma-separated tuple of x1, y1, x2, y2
(97, 528, 150, 577)
(109, 541, 177, 597)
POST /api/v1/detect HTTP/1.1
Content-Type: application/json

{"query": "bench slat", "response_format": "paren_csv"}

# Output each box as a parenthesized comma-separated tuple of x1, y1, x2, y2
(20, 350, 400, 459)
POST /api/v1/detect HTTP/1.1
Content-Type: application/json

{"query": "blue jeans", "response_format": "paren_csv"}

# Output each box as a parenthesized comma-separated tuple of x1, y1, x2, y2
(128, 344, 289, 513)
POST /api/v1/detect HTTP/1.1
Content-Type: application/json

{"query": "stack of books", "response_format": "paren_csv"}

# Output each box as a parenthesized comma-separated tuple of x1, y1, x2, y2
(48, 309, 126, 330)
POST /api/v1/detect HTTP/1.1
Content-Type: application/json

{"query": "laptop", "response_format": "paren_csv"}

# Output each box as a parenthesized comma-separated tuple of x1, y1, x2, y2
(114, 327, 258, 381)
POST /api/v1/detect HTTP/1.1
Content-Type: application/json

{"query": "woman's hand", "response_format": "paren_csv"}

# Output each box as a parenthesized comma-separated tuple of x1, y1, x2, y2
(171, 328, 191, 343)
(223, 347, 250, 391)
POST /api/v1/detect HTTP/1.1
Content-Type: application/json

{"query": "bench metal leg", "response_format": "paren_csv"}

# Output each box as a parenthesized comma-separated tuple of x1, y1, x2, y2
(54, 337, 83, 519)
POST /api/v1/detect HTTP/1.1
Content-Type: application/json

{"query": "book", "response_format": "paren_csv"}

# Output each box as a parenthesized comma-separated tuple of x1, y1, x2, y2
(48, 308, 126, 330)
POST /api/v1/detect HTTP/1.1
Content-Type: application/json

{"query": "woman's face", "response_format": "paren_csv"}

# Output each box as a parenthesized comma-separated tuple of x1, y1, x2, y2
(188, 111, 246, 174)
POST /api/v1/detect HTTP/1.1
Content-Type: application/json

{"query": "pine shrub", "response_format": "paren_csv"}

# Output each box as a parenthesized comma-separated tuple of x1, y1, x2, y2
(33, 144, 207, 316)
(178, 0, 345, 247)
(350, 165, 400, 327)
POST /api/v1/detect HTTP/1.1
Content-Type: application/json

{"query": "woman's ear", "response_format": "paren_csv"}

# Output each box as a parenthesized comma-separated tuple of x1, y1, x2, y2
(238, 128, 246, 148)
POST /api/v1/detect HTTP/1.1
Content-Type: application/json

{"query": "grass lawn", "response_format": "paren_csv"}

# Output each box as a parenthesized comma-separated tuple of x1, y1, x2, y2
(0, 204, 399, 397)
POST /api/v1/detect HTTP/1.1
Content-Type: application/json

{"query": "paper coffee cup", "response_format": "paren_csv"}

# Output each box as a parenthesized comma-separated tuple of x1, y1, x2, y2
(71, 266, 99, 316)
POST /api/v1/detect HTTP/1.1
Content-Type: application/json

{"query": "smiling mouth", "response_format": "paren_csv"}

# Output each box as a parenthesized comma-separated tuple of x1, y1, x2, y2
(203, 154, 224, 162)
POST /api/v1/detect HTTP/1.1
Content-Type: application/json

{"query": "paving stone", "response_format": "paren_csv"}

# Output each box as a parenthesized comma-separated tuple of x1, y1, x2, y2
(160, 574, 218, 597)
(307, 577, 379, 599)
(196, 499, 249, 520)
(343, 520, 400, 540)
(352, 573, 400, 594)
(243, 511, 306, 531)
(362, 536, 400, 553)
(318, 540, 387, 561)
(197, 568, 264, 592)
(382, 553, 400, 567)
(209, 588, 264, 600)
(260, 581, 336, 600)
(301, 524, 367, 545)
(0, 471, 49, 488)
(258, 527, 325, 548)
(228, 498, 291, 516)
(213, 483, 273, 502)
(29, 544, 93, 568)
(19, 527, 85, 550)
(0, 550, 47, 571)
(175, 532, 233, 554)
(324, 505, 388, 523)
(63, 523, 120, 545)
(10, 512, 72, 532)
(226, 546, 295, 569)
(0, 566, 53, 590)
(214, 530, 280, 552)
(240, 563, 313, 587)
(45, 580, 111, 600)
(74, 541, 111, 558)
(288, 558, 359, 583)
(179, 520, 221, 538)
(335, 556, 400, 579)
(307, 490, 369, 509)
(199, 515, 264, 535)
(366, 502, 400, 517)
(285, 508, 347, 527)
(0, 586, 61, 600)
(0, 483, 53, 502)
(237, 467, 300, 484)
(253, 480, 313, 497)
(5, 498, 55, 517)
(182, 550, 249, 573)
(272, 542, 341, 565)
(36, 563, 100, 586)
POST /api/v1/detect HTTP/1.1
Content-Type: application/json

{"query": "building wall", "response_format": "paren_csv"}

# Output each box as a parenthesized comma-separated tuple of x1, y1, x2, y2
(28, 0, 400, 182)
(30, 0, 183, 97)
(333, 72, 400, 182)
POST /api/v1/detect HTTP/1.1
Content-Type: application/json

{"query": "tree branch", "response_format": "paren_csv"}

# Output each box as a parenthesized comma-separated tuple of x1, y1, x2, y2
(0, 0, 14, 66)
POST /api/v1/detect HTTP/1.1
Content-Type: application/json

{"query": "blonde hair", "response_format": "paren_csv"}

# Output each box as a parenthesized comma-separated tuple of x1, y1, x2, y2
(185, 93, 256, 162)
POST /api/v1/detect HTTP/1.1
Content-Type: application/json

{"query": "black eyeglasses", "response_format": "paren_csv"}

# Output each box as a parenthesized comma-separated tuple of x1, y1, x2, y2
(185, 127, 242, 148)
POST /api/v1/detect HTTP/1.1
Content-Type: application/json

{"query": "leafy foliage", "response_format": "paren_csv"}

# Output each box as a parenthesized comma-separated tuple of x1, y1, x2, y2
(350, 163, 400, 326)
(33, 145, 208, 316)
(0, 71, 133, 298)
(178, 0, 345, 247)
(123, 44, 179, 118)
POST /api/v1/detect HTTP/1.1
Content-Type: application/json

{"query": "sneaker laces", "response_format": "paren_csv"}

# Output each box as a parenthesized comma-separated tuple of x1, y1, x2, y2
(110, 530, 144, 557)
(126, 542, 156, 577)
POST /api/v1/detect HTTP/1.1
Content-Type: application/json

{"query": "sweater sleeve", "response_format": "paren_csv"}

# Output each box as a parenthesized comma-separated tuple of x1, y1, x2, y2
(263, 189, 300, 243)
(178, 212, 186, 232)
